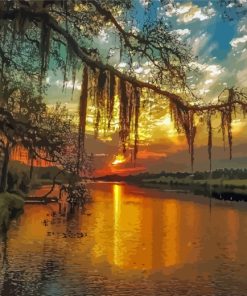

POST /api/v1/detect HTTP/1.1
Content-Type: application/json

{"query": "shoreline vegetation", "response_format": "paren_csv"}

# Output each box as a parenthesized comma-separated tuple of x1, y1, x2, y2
(95, 169, 247, 202)
(0, 160, 89, 232)
(2, 162, 247, 232)
(0, 161, 70, 232)
(0, 192, 24, 232)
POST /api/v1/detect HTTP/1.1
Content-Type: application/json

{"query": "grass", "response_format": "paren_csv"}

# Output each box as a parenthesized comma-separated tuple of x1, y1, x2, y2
(0, 192, 24, 232)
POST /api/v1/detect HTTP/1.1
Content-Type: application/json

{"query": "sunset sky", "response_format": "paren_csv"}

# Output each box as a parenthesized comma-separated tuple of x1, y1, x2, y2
(44, 0, 247, 175)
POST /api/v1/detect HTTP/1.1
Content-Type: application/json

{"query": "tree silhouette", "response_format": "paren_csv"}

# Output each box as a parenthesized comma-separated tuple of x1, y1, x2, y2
(0, 0, 246, 174)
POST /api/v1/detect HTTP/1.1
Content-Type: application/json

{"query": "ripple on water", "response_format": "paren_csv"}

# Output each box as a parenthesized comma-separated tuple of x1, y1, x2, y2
(1, 183, 247, 295)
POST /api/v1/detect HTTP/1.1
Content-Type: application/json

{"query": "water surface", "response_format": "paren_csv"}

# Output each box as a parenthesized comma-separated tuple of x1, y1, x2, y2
(1, 183, 247, 295)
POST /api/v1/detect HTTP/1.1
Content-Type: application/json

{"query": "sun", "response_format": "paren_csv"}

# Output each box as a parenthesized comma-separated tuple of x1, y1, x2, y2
(156, 114, 172, 127)
(112, 154, 126, 165)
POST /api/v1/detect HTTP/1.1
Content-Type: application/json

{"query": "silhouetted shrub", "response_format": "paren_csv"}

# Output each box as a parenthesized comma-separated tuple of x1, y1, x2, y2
(19, 172, 30, 193)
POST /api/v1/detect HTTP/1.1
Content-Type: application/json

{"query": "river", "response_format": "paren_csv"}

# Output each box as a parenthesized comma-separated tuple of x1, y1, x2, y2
(1, 182, 247, 296)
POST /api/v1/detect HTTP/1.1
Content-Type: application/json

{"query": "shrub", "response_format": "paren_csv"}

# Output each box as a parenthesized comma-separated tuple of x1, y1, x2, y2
(19, 172, 30, 193)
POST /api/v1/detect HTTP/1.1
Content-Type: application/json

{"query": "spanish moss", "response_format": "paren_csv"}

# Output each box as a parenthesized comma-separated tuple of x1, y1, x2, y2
(133, 87, 141, 160)
(207, 113, 212, 172)
(107, 71, 115, 128)
(77, 65, 88, 173)
(119, 78, 129, 153)
(170, 102, 196, 172)
(40, 20, 51, 79)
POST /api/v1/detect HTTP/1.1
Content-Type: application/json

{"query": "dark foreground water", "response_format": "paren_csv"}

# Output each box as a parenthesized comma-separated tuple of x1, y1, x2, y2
(1, 182, 247, 296)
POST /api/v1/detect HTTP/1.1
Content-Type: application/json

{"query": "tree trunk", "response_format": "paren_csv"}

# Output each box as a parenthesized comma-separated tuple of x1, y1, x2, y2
(0, 143, 10, 193)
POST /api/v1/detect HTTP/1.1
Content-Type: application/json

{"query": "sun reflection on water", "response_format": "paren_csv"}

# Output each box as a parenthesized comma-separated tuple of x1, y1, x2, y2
(2, 183, 247, 296)
(113, 184, 122, 266)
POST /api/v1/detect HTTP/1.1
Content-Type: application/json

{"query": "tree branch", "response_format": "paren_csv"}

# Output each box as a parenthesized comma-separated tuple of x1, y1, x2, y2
(0, 7, 246, 115)
(0, 7, 189, 111)
(39, 168, 65, 199)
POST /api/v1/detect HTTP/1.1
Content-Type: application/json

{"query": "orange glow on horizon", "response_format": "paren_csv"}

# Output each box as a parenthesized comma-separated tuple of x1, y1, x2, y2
(95, 165, 146, 177)
(11, 147, 51, 167)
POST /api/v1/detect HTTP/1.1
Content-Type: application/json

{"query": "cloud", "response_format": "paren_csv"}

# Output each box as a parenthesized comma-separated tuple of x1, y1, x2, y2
(55, 79, 81, 90)
(139, 0, 150, 7)
(236, 63, 247, 87)
(207, 38, 247, 92)
(239, 24, 247, 33)
(178, 3, 216, 23)
(172, 28, 191, 37)
(230, 35, 247, 47)
(158, 1, 189, 18)
(206, 64, 224, 77)
(190, 62, 224, 77)
(190, 32, 209, 56)
(159, 1, 216, 23)
(189, 61, 225, 100)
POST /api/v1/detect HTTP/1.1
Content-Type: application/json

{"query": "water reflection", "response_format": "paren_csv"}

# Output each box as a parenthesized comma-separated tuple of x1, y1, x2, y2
(1, 183, 247, 295)
(113, 184, 122, 266)
(92, 184, 205, 271)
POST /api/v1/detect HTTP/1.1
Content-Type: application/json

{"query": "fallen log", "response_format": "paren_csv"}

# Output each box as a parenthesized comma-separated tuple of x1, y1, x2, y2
(25, 196, 59, 204)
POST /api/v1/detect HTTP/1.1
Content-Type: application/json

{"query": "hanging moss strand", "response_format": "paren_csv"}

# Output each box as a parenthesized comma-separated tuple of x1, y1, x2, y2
(119, 79, 129, 153)
(108, 72, 115, 128)
(207, 114, 212, 172)
(77, 65, 88, 174)
(134, 87, 140, 160)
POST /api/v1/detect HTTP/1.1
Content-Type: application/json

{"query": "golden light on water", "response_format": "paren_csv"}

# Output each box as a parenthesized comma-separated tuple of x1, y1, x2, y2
(5, 182, 247, 285)
(113, 184, 122, 266)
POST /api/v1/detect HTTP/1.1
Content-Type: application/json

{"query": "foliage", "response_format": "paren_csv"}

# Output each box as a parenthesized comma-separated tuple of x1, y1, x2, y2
(0, 1, 191, 156)
(60, 182, 90, 207)
(7, 169, 30, 194)
(0, 90, 72, 191)
(58, 126, 94, 177)
(0, 0, 246, 173)
(0, 192, 24, 232)
(0, 98, 72, 161)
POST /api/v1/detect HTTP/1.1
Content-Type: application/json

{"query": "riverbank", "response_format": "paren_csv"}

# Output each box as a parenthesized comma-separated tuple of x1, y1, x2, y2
(0, 192, 24, 232)
(138, 177, 247, 201)
(95, 172, 247, 202)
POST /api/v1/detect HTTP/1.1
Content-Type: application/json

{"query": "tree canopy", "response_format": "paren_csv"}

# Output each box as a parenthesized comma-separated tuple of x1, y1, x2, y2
(0, 0, 247, 173)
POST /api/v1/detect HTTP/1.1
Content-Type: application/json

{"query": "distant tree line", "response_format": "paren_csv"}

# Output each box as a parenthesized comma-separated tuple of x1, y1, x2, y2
(96, 168, 247, 182)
